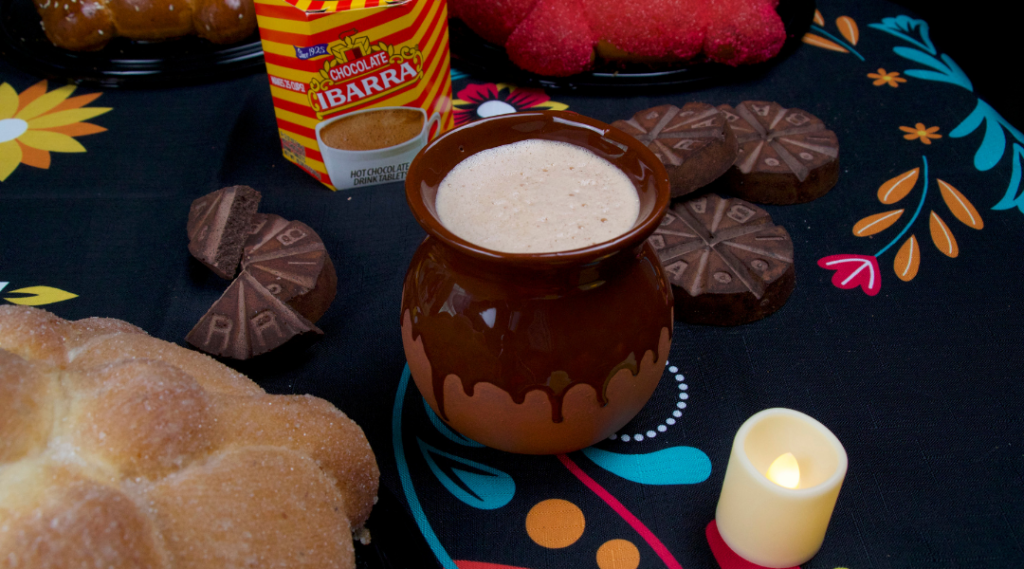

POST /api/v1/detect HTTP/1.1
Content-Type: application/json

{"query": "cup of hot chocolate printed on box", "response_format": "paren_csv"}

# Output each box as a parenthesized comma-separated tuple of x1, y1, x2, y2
(255, 0, 453, 191)
(401, 111, 675, 455)
(316, 106, 440, 190)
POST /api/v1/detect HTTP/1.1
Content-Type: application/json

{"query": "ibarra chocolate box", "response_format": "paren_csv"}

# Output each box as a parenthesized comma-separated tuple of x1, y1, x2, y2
(255, 0, 454, 190)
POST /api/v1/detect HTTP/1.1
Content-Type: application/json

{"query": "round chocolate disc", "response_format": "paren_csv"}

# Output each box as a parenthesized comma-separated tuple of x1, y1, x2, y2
(717, 101, 839, 205)
(612, 102, 739, 198)
(650, 194, 795, 326)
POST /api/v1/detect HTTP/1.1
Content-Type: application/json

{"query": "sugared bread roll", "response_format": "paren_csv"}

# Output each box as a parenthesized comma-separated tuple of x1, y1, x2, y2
(33, 0, 257, 51)
(0, 460, 173, 569)
(0, 305, 378, 568)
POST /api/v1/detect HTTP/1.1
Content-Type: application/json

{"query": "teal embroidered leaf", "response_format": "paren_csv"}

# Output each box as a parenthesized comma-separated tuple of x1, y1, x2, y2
(939, 54, 972, 90)
(975, 114, 1008, 172)
(953, 99, 1024, 144)
(994, 143, 1024, 213)
(902, 69, 963, 88)
(581, 446, 712, 485)
(417, 438, 514, 510)
(893, 46, 950, 73)
(949, 100, 987, 138)
(868, 16, 935, 54)
(951, 100, 1016, 172)
(893, 48, 972, 90)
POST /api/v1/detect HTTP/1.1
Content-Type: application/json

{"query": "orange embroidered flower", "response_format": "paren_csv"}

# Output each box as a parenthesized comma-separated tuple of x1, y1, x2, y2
(900, 123, 942, 145)
(868, 68, 906, 87)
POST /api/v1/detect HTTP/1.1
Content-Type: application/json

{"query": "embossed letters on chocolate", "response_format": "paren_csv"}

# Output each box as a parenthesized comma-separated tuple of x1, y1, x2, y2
(651, 194, 795, 325)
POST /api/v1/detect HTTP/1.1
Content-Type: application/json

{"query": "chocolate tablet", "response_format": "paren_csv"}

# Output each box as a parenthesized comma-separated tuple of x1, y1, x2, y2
(651, 194, 794, 325)
(185, 271, 323, 360)
(241, 215, 337, 323)
(245, 213, 292, 255)
(187, 186, 262, 279)
(717, 102, 839, 205)
(612, 103, 738, 198)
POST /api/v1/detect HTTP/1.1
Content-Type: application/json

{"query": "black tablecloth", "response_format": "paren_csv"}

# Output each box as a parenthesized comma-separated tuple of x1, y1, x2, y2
(1, 0, 1022, 567)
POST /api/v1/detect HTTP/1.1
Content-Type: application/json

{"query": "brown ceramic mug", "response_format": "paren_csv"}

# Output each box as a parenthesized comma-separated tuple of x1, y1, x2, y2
(401, 111, 674, 454)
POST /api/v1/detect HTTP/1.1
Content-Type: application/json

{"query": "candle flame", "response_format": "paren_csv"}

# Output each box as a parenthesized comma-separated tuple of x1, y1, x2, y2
(766, 452, 800, 489)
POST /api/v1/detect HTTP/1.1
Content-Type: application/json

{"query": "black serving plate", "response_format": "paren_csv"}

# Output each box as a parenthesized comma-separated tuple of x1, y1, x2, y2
(355, 484, 441, 569)
(0, 0, 265, 88)
(449, 0, 816, 92)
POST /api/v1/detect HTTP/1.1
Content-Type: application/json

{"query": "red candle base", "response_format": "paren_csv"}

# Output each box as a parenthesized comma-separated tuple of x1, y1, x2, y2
(706, 520, 800, 569)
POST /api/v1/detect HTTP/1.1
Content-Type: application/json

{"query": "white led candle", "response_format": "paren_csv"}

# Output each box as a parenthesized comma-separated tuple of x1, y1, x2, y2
(715, 408, 848, 568)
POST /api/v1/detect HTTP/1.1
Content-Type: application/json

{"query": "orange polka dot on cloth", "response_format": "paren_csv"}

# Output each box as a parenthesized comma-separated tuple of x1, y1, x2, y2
(525, 499, 585, 548)
(596, 539, 640, 569)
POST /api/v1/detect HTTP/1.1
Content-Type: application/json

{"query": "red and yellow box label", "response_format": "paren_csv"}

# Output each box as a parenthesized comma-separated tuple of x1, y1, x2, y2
(255, 0, 453, 190)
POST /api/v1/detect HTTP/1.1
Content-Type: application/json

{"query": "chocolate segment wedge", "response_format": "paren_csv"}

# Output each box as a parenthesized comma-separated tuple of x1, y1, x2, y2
(187, 186, 262, 279)
(613, 103, 739, 198)
(717, 102, 839, 205)
(244, 213, 292, 255)
(650, 194, 794, 325)
(186, 271, 323, 360)
(241, 215, 337, 323)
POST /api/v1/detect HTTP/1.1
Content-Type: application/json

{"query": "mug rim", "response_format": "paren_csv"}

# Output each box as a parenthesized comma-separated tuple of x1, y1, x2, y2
(316, 105, 429, 156)
(405, 110, 671, 266)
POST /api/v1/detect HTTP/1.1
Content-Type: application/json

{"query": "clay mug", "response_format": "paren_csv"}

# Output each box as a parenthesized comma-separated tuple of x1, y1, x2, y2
(401, 111, 674, 454)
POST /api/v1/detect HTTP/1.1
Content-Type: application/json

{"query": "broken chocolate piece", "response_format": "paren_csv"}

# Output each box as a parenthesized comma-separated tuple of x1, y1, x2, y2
(185, 271, 322, 360)
(650, 194, 795, 325)
(187, 186, 262, 279)
(244, 213, 292, 256)
(613, 103, 739, 198)
(241, 215, 337, 323)
(717, 102, 839, 205)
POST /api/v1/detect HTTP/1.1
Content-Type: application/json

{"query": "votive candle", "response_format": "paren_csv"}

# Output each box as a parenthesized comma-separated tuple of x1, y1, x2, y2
(715, 408, 847, 568)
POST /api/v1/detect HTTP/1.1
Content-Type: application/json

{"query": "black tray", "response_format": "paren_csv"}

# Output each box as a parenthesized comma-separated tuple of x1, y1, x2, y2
(0, 0, 265, 88)
(450, 0, 816, 92)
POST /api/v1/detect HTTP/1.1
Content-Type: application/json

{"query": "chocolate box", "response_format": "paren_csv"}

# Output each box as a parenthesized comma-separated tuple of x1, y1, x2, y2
(255, 0, 454, 190)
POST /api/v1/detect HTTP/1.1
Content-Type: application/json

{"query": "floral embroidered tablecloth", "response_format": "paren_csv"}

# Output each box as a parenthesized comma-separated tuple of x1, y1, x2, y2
(1, 1, 1022, 568)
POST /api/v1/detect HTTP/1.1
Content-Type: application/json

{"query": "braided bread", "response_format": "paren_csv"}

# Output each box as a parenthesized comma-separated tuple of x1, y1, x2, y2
(0, 306, 378, 568)
(33, 0, 256, 51)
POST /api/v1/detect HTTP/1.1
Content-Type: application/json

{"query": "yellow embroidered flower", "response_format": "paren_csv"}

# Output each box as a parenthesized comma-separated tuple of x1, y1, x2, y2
(900, 123, 942, 145)
(0, 81, 111, 182)
(868, 68, 907, 87)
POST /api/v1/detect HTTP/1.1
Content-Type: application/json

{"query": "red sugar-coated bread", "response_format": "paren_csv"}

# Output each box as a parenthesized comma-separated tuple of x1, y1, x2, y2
(450, 0, 787, 76)
(506, 0, 596, 77)
(702, 0, 789, 64)
(452, 0, 540, 45)
(587, 0, 705, 62)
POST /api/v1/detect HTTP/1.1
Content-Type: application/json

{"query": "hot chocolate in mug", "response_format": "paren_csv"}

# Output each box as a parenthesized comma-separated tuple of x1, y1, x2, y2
(315, 106, 440, 190)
